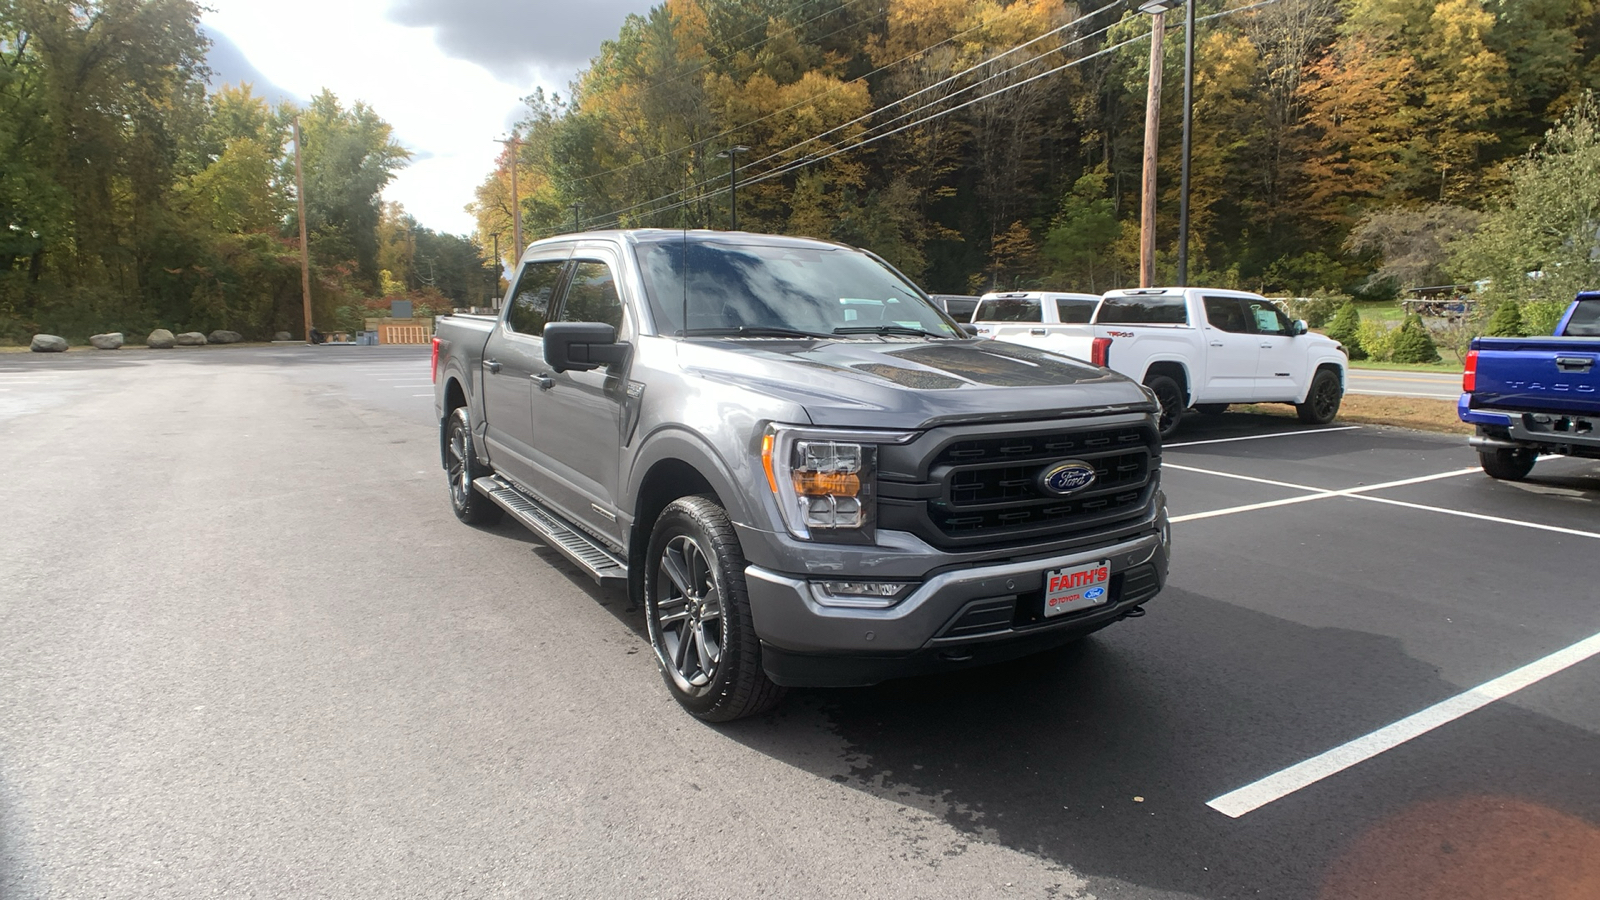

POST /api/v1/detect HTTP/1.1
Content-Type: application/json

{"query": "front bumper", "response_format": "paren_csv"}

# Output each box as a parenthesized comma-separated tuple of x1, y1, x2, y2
(744, 513, 1169, 688)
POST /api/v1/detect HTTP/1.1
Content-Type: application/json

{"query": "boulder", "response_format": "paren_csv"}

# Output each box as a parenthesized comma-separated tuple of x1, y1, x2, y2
(146, 328, 176, 349)
(207, 330, 242, 344)
(89, 332, 124, 350)
(273, 331, 292, 342)
(174, 331, 208, 346)
(30, 334, 68, 353)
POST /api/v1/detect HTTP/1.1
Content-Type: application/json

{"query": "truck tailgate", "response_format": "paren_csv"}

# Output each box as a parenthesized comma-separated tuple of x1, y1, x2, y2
(1470, 336, 1600, 415)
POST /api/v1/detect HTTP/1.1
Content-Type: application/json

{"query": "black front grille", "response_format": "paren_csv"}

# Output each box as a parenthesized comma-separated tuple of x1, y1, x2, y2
(879, 420, 1158, 550)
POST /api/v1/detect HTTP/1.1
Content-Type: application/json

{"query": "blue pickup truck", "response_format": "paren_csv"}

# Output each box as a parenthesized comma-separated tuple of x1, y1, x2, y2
(1459, 292, 1600, 479)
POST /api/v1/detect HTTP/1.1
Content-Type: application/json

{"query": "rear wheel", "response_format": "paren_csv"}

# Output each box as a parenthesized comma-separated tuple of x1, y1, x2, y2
(645, 496, 784, 722)
(1144, 374, 1185, 440)
(1478, 448, 1536, 481)
(1296, 368, 1343, 424)
(445, 407, 503, 525)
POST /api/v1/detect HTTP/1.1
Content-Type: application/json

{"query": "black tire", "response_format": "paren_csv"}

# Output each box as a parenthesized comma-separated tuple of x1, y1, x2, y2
(1296, 368, 1343, 424)
(1195, 403, 1229, 416)
(645, 496, 785, 722)
(1478, 448, 1536, 481)
(1144, 374, 1186, 440)
(445, 407, 503, 525)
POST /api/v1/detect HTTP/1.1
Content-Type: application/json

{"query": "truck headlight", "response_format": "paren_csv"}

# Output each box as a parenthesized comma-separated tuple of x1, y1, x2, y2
(760, 425, 914, 542)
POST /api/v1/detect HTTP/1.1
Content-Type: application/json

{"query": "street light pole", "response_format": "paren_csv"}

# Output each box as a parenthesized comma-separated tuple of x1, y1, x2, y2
(292, 116, 313, 343)
(1177, 0, 1195, 286)
(716, 145, 750, 231)
(496, 134, 523, 253)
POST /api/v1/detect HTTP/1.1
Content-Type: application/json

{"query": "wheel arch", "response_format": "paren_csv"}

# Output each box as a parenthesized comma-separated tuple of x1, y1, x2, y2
(626, 430, 752, 606)
(1297, 360, 1346, 404)
(438, 376, 468, 468)
(1142, 359, 1192, 407)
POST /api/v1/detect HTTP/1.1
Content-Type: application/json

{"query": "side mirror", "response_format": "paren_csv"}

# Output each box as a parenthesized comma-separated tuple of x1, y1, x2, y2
(960, 323, 980, 336)
(1292, 319, 1309, 336)
(543, 322, 629, 373)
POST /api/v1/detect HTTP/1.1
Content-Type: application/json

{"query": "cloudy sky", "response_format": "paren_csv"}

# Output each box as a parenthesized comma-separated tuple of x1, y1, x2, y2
(201, 0, 659, 237)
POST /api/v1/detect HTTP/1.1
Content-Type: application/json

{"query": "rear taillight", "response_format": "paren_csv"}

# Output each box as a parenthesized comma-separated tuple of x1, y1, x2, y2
(1463, 349, 1477, 393)
(431, 337, 440, 383)
(1091, 336, 1112, 368)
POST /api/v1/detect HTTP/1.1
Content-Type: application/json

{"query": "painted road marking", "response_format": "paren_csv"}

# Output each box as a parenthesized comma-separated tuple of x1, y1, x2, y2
(1208, 629, 1600, 818)
(1164, 426, 1361, 449)
(1348, 388, 1456, 398)
(1355, 494, 1600, 541)
(1167, 465, 1482, 524)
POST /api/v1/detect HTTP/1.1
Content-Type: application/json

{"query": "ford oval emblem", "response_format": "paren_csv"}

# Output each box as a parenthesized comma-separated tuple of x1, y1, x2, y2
(1040, 460, 1097, 495)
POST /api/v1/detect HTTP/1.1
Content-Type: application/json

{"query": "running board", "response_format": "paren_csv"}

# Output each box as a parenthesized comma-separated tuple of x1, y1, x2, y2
(474, 476, 628, 586)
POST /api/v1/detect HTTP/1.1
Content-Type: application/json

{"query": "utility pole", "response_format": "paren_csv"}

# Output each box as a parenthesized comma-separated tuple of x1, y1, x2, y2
(1139, 11, 1165, 288)
(492, 233, 501, 307)
(292, 116, 313, 343)
(497, 134, 523, 255)
(716, 145, 750, 231)
(569, 202, 582, 234)
(1177, 0, 1195, 286)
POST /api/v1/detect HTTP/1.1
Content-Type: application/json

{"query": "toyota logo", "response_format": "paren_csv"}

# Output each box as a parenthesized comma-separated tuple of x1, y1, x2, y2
(1040, 461, 1097, 495)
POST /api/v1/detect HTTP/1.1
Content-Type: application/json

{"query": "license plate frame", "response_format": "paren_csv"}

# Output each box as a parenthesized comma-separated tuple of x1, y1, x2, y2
(1042, 559, 1112, 618)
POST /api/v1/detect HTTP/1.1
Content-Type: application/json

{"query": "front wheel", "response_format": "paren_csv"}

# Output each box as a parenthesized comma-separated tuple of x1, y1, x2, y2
(1144, 374, 1185, 440)
(1296, 369, 1343, 424)
(445, 407, 503, 525)
(645, 496, 784, 722)
(1479, 448, 1536, 481)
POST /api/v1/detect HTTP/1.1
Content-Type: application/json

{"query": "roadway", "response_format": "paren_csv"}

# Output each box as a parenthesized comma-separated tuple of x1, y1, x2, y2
(2, 345, 1596, 900)
(1346, 367, 1462, 401)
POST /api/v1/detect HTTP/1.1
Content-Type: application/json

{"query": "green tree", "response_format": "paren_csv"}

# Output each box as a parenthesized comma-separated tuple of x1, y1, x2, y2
(294, 90, 410, 291)
(1390, 313, 1441, 363)
(1043, 169, 1121, 291)
(1484, 299, 1527, 336)
(1324, 301, 1367, 359)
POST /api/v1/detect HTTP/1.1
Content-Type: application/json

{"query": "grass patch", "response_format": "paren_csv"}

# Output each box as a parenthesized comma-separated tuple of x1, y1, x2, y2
(1236, 394, 1470, 435)
(1354, 301, 1405, 324)
(1347, 358, 1463, 373)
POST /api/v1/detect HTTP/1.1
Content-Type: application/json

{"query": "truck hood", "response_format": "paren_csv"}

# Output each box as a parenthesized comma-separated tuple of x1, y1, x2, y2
(678, 338, 1154, 429)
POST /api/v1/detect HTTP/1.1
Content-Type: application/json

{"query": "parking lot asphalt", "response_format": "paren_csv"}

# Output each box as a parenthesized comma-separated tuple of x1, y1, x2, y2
(2, 345, 1596, 900)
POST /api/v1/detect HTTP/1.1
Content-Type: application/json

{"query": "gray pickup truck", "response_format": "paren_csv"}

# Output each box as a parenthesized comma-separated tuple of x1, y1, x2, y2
(432, 229, 1170, 721)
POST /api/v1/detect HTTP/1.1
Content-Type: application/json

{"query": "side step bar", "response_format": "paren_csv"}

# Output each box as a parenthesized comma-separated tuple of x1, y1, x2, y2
(474, 475, 628, 587)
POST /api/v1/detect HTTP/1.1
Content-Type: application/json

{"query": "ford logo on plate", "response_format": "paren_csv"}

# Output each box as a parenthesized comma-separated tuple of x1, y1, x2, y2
(1040, 461, 1097, 495)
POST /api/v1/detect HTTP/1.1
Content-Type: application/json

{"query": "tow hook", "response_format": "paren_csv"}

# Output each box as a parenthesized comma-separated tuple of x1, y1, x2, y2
(1118, 606, 1147, 621)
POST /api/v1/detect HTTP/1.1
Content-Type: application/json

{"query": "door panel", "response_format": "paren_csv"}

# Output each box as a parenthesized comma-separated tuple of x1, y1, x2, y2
(528, 255, 629, 544)
(1199, 295, 1257, 403)
(1244, 300, 1308, 401)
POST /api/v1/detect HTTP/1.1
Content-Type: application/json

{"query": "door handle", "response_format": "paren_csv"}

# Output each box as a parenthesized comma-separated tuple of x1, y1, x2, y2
(534, 374, 554, 391)
(1210, 341, 1224, 347)
(1030, 328, 1047, 336)
(1555, 356, 1593, 373)
(486, 359, 502, 374)
(1260, 342, 1274, 349)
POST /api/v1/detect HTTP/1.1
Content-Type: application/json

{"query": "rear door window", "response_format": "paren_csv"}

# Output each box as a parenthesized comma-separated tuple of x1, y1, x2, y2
(1055, 297, 1098, 324)
(1097, 294, 1188, 325)
(505, 259, 567, 335)
(974, 297, 1042, 322)
(1563, 298, 1600, 336)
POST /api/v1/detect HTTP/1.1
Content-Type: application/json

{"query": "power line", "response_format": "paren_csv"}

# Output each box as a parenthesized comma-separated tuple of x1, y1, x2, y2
(575, 0, 1122, 227)
(565, 0, 1284, 236)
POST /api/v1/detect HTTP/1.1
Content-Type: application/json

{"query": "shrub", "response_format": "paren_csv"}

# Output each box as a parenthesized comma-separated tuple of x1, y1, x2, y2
(1325, 302, 1366, 359)
(1357, 320, 1395, 361)
(1485, 300, 1527, 337)
(1390, 314, 1442, 363)
(1522, 300, 1566, 335)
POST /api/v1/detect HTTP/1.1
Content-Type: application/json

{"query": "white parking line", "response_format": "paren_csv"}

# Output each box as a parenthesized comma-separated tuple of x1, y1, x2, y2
(1208, 629, 1600, 818)
(1165, 426, 1360, 449)
(412, 394, 431, 397)
(1166, 464, 1482, 524)
(1355, 494, 1600, 541)
(391, 384, 433, 388)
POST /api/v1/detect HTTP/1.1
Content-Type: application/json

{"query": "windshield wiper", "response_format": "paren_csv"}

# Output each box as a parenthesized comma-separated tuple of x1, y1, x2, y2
(683, 325, 833, 339)
(832, 325, 951, 339)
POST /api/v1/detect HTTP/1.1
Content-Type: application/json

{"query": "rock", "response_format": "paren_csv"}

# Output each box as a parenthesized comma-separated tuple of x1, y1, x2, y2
(207, 330, 242, 344)
(273, 331, 292, 342)
(174, 331, 208, 346)
(89, 332, 124, 350)
(146, 328, 176, 349)
(30, 334, 68, 353)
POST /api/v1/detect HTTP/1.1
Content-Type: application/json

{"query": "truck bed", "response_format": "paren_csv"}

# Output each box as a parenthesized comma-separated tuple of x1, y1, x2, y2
(1466, 335, 1600, 416)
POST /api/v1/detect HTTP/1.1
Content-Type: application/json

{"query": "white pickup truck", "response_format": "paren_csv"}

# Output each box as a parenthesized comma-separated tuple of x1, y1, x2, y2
(972, 288, 1349, 437)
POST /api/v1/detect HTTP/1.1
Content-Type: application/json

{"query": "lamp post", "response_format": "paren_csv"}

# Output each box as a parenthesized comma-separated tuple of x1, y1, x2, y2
(716, 145, 750, 231)
(1134, 0, 1195, 287)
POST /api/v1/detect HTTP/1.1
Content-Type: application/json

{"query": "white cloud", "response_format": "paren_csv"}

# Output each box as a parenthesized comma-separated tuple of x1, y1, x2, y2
(202, 0, 564, 236)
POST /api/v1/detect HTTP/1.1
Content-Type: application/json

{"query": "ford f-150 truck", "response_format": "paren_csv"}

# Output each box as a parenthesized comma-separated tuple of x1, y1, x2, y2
(432, 230, 1171, 721)
(973, 288, 1349, 437)
(1459, 292, 1600, 479)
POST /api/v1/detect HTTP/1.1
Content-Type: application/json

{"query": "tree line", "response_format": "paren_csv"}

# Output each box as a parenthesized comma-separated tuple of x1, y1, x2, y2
(0, 0, 493, 343)
(474, 0, 1600, 319)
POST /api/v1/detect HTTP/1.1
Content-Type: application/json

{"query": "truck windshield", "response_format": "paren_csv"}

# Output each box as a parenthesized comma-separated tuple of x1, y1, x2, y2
(637, 239, 959, 338)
